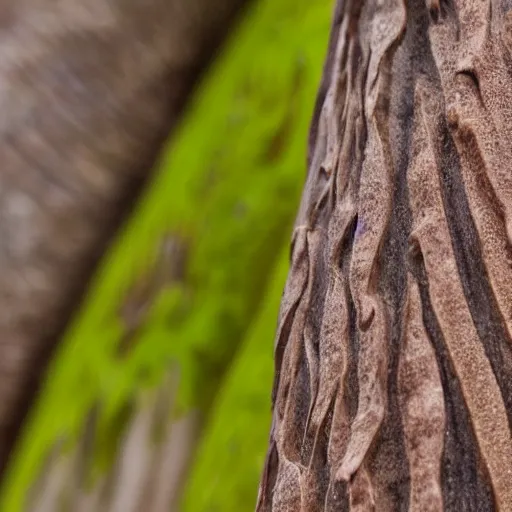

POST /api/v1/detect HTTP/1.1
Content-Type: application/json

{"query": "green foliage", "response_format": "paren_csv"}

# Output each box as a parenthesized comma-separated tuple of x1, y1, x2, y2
(181, 247, 291, 511)
(0, 0, 333, 510)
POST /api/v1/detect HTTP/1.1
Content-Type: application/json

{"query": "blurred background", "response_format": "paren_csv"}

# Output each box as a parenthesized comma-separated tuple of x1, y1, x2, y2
(0, 0, 333, 510)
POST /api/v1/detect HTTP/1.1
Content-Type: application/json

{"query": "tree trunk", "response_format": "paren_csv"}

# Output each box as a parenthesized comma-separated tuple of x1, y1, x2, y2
(258, 0, 512, 510)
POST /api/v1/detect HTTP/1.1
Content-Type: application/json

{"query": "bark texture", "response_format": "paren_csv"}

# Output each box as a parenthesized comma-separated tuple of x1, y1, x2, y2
(258, 0, 512, 510)
(0, 0, 250, 476)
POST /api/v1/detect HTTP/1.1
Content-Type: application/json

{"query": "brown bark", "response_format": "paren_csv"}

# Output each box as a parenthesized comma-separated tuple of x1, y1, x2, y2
(258, 0, 512, 510)
(0, 0, 251, 476)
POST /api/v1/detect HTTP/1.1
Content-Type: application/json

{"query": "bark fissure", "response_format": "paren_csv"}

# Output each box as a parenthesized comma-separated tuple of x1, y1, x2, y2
(411, 249, 496, 511)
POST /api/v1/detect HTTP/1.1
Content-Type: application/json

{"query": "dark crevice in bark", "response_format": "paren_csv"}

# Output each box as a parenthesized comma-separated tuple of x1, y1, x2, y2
(417, 0, 512, 433)
(406, 7, 499, 507)
(310, 396, 336, 509)
(290, 363, 312, 462)
(340, 216, 359, 425)
(455, 69, 484, 103)
(364, 0, 432, 505)
(409, 253, 495, 512)
(435, 112, 512, 432)
(272, 298, 302, 406)
(428, 0, 452, 24)
(353, 43, 369, 199)
(366, 29, 416, 512)
(302, 231, 329, 465)
(286, 345, 310, 464)
(324, 479, 349, 512)
(336, 15, 368, 438)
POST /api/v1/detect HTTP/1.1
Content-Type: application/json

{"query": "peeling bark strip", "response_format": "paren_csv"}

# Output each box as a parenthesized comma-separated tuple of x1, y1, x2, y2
(0, 0, 251, 475)
(259, 0, 512, 510)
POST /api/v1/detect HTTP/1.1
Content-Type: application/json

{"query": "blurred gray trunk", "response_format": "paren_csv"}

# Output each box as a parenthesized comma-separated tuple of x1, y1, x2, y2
(258, 0, 512, 510)
(0, 0, 250, 477)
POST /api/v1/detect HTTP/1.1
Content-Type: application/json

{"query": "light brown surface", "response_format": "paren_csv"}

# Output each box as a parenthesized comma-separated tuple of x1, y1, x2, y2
(259, 0, 512, 510)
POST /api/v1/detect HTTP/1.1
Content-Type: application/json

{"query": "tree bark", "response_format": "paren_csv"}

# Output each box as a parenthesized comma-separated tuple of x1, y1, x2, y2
(0, 0, 251, 476)
(258, 0, 512, 510)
